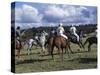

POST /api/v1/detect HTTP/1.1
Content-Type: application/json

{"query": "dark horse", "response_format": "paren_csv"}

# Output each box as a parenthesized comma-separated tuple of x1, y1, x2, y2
(46, 34, 73, 61)
(84, 37, 97, 52)
(67, 30, 84, 49)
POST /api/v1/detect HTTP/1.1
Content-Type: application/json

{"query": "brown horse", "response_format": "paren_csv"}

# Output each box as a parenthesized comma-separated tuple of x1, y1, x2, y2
(15, 40, 22, 58)
(47, 35, 73, 61)
(84, 37, 97, 52)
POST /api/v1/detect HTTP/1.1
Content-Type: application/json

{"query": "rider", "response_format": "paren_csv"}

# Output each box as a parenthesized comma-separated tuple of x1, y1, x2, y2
(16, 26, 21, 44)
(93, 27, 97, 37)
(70, 25, 79, 42)
(95, 29, 97, 37)
(57, 23, 68, 40)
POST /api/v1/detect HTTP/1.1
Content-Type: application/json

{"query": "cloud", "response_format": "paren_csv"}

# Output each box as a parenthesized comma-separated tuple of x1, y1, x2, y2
(13, 3, 97, 29)
(43, 5, 97, 24)
(15, 4, 43, 23)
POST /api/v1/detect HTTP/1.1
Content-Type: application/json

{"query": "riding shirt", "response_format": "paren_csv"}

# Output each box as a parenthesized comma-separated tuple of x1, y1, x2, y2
(57, 26, 68, 39)
(16, 29, 21, 45)
(70, 26, 79, 42)
(16, 29, 21, 39)
(70, 26, 76, 34)
(57, 26, 64, 35)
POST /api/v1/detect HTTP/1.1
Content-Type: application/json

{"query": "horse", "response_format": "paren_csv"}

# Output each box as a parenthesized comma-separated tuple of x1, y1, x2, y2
(46, 34, 73, 61)
(26, 38, 38, 55)
(38, 31, 48, 54)
(15, 30, 26, 58)
(67, 30, 84, 49)
(84, 37, 97, 52)
(15, 39, 22, 58)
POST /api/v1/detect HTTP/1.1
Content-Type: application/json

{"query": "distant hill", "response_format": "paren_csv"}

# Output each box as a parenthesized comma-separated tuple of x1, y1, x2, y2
(21, 24, 97, 40)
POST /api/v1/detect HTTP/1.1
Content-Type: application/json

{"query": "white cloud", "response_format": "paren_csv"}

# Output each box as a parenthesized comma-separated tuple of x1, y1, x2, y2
(15, 4, 43, 23)
(43, 5, 80, 23)
(44, 5, 66, 19)
(43, 5, 96, 24)
(14, 4, 97, 28)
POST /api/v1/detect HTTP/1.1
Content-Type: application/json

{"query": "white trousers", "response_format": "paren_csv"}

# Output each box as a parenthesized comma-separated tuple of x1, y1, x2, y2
(74, 33, 79, 42)
(60, 33, 68, 39)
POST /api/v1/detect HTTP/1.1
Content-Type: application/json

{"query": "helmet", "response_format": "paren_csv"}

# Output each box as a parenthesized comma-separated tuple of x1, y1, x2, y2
(96, 25, 97, 29)
(17, 26, 20, 30)
(59, 23, 63, 26)
(71, 24, 74, 27)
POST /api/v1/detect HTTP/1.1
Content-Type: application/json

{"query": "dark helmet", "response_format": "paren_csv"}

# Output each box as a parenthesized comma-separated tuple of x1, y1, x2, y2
(17, 26, 20, 30)
(59, 23, 63, 27)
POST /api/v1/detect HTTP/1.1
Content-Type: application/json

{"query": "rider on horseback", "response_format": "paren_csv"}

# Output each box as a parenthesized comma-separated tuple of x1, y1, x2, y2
(94, 27, 97, 37)
(57, 23, 68, 40)
(70, 25, 79, 42)
(16, 26, 21, 44)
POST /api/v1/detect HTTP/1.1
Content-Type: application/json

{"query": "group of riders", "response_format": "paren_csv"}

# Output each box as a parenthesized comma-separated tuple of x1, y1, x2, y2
(15, 23, 97, 48)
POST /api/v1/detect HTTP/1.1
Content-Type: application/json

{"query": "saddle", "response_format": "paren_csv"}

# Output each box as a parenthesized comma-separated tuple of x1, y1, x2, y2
(70, 34, 77, 42)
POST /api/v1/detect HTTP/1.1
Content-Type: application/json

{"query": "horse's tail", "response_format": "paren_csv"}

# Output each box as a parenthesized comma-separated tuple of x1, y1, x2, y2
(84, 38, 89, 46)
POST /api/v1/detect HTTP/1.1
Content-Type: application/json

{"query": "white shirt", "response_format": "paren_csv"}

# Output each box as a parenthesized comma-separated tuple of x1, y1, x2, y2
(57, 26, 64, 35)
(70, 26, 77, 34)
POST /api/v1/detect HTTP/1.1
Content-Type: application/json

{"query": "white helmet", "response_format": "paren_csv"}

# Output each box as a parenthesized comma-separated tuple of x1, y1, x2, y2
(71, 24, 74, 27)
(59, 23, 63, 26)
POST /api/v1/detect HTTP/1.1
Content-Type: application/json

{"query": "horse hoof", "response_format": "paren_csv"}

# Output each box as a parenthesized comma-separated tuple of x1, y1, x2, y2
(77, 49, 80, 51)
(71, 52, 74, 54)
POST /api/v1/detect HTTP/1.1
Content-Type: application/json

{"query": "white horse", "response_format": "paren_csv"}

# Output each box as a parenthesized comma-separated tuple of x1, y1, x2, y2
(27, 31, 48, 55)
(38, 31, 48, 54)
(27, 38, 38, 55)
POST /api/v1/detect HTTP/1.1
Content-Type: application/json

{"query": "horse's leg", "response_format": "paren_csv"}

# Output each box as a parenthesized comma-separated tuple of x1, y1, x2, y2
(65, 46, 70, 58)
(57, 47, 60, 54)
(27, 44, 32, 55)
(48, 45, 50, 55)
(16, 49, 20, 58)
(51, 45, 54, 60)
(27, 44, 29, 55)
(78, 42, 82, 48)
(61, 48, 64, 62)
(42, 46, 45, 54)
(79, 40, 85, 49)
(88, 43, 92, 52)
(67, 40, 73, 53)
(64, 47, 66, 54)
(18, 49, 20, 58)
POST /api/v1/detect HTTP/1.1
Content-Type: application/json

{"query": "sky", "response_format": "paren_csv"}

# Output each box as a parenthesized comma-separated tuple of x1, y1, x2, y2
(11, 2, 97, 29)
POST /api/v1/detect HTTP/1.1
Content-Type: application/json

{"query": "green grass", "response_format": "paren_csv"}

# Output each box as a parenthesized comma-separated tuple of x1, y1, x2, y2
(14, 38, 97, 73)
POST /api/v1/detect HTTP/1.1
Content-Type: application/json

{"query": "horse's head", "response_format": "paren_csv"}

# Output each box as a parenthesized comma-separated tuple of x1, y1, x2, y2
(41, 31, 48, 36)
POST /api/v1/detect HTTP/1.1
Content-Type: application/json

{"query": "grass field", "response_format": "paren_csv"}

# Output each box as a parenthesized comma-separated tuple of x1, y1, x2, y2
(15, 38, 97, 73)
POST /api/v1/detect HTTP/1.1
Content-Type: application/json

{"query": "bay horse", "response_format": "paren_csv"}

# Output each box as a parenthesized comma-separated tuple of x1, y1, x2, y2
(15, 39, 22, 58)
(84, 37, 97, 52)
(47, 35, 73, 61)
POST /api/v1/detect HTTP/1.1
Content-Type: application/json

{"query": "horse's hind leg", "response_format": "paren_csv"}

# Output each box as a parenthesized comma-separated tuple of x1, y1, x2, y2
(78, 42, 82, 48)
(80, 41, 84, 49)
(67, 42, 73, 53)
(65, 47, 70, 58)
(51, 45, 54, 60)
(27, 44, 32, 55)
(16, 49, 20, 58)
(88, 43, 92, 52)
(42, 46, 46, 54)
(61, 48, 64, 62)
